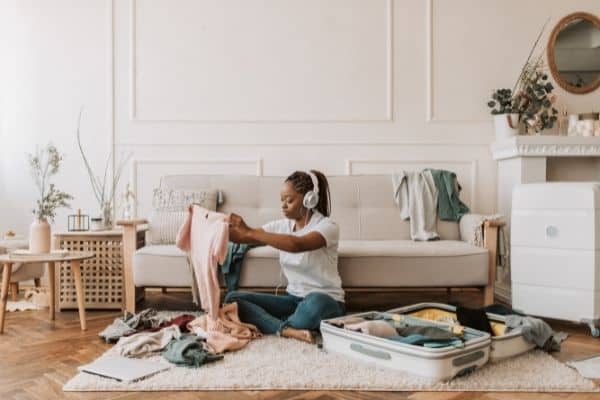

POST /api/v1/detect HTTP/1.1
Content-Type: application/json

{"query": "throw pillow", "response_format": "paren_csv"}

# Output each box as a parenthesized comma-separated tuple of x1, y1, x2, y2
(148, 188, 218, 245)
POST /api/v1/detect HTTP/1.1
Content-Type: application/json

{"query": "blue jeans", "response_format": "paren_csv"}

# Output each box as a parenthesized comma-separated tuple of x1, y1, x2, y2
(224, 290, 346, 334)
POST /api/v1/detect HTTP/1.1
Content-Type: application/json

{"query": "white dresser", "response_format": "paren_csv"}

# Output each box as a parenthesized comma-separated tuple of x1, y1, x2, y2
(511, 182, 600, 336)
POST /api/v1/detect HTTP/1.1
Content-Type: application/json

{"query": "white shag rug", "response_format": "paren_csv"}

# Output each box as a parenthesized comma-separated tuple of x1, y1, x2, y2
(6, 299, 42, 312)
(64, 335, 599, 392)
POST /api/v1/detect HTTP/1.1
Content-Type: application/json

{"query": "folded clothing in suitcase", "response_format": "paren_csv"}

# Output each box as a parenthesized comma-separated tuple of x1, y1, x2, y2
(390, 303, 536, 362)
(321, 310, 491, 381)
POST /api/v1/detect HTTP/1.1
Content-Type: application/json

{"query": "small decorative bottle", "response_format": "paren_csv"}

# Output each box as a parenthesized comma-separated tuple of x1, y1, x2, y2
(558, 109, 569, 136)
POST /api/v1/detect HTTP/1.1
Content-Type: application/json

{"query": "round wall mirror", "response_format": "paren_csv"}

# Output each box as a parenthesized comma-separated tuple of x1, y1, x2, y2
(547, 12, 600, 94)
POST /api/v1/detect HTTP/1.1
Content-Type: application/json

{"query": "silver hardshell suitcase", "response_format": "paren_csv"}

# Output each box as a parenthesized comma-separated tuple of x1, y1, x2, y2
(320, 310, 491, 381)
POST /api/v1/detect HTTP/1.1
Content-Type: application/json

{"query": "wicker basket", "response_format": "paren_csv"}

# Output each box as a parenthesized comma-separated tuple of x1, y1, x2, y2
(54, 230, 144, 310)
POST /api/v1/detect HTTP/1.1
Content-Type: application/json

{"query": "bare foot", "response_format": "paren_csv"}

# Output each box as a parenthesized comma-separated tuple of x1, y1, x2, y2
(281, 327, 315, 344)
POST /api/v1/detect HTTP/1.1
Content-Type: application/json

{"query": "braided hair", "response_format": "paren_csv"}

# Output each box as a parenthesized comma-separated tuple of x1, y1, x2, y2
(285, 170, 331, 217)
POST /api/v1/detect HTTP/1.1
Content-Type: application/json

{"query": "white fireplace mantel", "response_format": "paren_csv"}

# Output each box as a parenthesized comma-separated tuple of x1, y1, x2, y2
(491, 135, 600, 304)
(491, 136, 600, 160)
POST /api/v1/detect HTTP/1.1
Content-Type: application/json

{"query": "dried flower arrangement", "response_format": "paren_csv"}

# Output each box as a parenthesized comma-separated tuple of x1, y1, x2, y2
(28, 144, 73, 221)
(487, 19, 558, 133)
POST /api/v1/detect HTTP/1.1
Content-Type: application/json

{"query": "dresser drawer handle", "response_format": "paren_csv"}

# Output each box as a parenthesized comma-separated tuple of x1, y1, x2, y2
(545, 225, 558, 238)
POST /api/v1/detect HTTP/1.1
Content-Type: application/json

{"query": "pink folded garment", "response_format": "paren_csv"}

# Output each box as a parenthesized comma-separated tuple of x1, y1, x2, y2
(328, 316, 366, 327)
(187, 302, 261, 353)
(345, 320, 397, 337)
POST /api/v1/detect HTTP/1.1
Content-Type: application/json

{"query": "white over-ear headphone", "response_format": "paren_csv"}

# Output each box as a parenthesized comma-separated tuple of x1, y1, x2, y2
(302, 170, 320, 209)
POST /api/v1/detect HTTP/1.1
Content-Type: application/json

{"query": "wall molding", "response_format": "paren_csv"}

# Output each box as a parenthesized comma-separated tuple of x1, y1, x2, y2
(491, 136, 600, 160)
(107, 0, 116, 220)
(128, 0, 393, 123)
(129, 0, 136, 121)
(116, 140, 492, 147)
(345, 158, 478, 210)
(425, 0, 488, 124)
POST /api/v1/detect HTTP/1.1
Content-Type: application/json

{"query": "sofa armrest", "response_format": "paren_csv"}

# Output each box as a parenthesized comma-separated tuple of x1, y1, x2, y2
(482, 218, 505, 305)
(117, 219, 148, 313)
(458, 214, 505, 305)
(458, 213, 501, 243)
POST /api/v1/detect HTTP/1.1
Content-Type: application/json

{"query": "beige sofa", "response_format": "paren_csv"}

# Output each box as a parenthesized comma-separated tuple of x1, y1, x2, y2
(119, 174, 503, 313)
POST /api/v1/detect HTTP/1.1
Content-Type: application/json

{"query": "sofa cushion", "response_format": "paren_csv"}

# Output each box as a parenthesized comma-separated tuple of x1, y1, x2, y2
(133, 240, 488, 289)
(133, 245, 192, 287)
(337, 240, 488, 287)
(133, 244, 281, 288)
(148, 188, 218, 245)
(159, 175, 463, 241)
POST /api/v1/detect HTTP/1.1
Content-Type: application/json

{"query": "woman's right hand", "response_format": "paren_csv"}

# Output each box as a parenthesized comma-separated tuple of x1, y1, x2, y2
(229, 213, 252, 243)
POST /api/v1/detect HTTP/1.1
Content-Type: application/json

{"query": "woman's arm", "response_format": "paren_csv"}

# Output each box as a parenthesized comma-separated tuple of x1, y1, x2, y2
(229, 213, 326, 253)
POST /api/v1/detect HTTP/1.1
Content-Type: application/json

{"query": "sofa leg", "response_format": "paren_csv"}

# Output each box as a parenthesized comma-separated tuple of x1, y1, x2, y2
(136, 287, 146, 302)
(483, 284, 494, 306)
(34, 278, 41, 288)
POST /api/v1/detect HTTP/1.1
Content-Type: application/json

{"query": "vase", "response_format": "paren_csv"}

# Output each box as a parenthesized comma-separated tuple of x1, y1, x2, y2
(493, 113, 520, 140)
(101, 202, 113, 230)
(29, 218, 51, 253)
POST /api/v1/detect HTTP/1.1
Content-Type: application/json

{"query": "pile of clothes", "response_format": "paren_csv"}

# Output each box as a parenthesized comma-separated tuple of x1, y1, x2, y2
(98, 304, 260, 368)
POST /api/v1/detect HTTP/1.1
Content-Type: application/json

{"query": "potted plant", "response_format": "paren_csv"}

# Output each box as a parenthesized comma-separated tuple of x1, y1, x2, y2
(487, 19, 558, 138)
(488, 88, 521, 139)
(27, 144, 73, 253)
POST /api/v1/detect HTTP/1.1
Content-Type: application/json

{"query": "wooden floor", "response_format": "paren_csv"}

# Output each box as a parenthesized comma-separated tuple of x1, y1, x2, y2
(1, 289, 599, 400)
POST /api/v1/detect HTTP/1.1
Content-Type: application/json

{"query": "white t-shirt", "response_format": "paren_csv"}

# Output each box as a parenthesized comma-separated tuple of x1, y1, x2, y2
(261, 211, 345, 302)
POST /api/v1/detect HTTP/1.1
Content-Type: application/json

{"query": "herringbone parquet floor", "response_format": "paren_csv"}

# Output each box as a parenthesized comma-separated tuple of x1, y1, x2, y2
(1, 289, 598, 400)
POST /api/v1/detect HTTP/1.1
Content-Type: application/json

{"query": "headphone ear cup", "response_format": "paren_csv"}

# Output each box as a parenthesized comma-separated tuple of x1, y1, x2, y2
(303, 191, 319, 209)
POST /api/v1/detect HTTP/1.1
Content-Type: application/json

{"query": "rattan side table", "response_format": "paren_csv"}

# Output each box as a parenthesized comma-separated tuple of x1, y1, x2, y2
(53, 228, 145, 311)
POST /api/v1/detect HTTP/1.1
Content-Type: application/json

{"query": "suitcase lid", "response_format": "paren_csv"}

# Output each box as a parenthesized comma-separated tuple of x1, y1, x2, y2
(512, 182, 600, 210)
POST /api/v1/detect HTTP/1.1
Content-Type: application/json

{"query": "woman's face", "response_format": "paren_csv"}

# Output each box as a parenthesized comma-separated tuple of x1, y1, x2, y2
(280, 181, 305, 219)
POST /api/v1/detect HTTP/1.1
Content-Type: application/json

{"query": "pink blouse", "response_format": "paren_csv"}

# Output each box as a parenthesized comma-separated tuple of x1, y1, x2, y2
(176, 205, 229, 320)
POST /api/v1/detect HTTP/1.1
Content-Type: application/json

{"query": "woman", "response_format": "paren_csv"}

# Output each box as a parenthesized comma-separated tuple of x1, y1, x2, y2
(226, 170, 345, 343)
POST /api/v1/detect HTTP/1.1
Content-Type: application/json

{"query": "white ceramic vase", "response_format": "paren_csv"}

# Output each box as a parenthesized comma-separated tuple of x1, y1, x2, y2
(29, 218, 51, 253)
(493, 113, 520, 140)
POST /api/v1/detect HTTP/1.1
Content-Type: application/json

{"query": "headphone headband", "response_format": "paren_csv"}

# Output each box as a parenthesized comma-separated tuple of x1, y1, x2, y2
(306, 170, 319, 194)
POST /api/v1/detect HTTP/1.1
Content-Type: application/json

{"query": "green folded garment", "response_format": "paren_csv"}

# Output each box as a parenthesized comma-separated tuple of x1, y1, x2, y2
(163, 335, 223, 368)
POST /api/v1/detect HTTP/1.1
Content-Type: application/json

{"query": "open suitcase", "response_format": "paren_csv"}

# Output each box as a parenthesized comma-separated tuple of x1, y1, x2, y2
(389, 303, 536, 362)
(321, 303, 537, 381)
(321, 310, 491, 381)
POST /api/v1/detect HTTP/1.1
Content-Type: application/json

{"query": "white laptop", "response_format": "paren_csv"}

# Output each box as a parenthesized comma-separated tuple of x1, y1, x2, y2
(78, 356, 171, 383)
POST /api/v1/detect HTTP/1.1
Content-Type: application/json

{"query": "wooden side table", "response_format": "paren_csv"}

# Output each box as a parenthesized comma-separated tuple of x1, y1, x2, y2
(53, 228, 145, 311)
(0, 238, 42, 300)
(0, 251, 94, 333)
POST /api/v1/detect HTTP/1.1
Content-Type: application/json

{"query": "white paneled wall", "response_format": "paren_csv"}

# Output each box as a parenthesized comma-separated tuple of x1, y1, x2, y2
(132, 0, 392, 122)
(2, 0, 600, 237)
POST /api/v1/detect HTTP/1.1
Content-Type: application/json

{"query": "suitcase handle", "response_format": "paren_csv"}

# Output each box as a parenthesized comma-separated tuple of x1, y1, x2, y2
(350, 343, 392, 360)
(452, 350, 485, 366)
